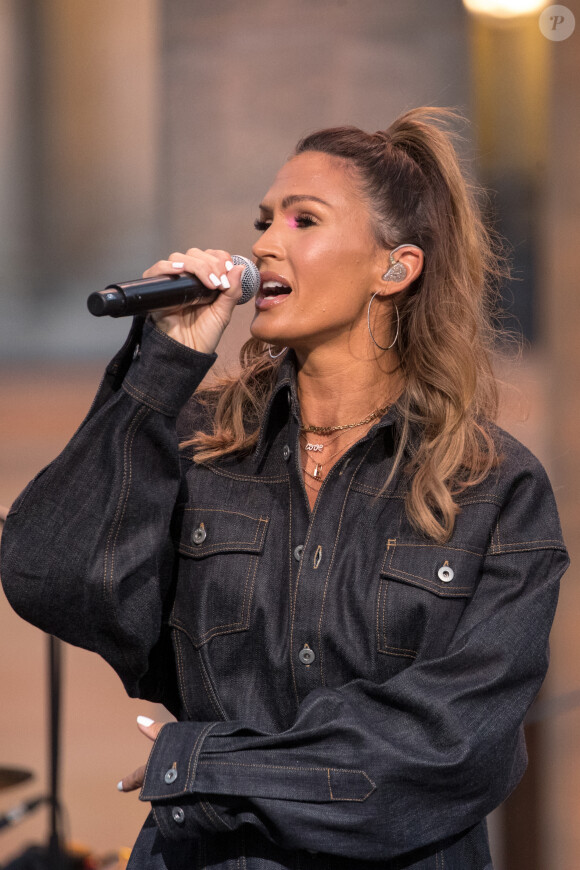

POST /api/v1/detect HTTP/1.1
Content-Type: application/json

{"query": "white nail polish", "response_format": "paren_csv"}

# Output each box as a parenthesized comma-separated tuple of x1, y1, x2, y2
(225, 260, 234, 272)
(117, 781, 124, 791)
(172, 261, 185, 270)
(209, 273, 221, 288)
(220, 274, 231, 290)
(137, 715, 155, 727)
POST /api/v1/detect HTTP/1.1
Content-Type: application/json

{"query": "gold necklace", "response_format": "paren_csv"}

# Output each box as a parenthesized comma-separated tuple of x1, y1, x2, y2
(300, 403, 389, 436)
(300, 429, 363, 482)
(299, 427, 347, 454)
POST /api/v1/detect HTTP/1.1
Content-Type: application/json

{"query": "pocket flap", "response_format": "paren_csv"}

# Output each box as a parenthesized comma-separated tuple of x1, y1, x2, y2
(380, 540, 482, 598)
(178, 507, 269, 558)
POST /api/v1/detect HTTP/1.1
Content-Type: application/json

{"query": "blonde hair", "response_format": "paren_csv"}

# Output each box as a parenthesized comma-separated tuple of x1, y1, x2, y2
(184, 108, 506, 542)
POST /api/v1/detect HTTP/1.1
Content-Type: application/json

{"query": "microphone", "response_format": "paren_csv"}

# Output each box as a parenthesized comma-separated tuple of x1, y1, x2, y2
(0, 795, 47, 830)
(87, 254, 260, 318)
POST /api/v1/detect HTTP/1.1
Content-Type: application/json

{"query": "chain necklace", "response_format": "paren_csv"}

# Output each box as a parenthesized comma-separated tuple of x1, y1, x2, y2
(299, 427, 348, 455)
(300, 428, 364, 483)
(300, 403, 390, 436)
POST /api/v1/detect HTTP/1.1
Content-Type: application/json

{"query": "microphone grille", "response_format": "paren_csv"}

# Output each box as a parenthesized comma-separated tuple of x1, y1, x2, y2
(232, 255, 261, 305)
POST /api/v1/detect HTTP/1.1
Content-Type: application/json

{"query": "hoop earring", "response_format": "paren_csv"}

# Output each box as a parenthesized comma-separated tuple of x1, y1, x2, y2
(367, 294, 399, 351)
(268, 346, 287, 359)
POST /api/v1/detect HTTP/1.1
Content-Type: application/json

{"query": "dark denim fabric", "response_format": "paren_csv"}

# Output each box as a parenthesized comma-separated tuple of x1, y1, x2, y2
(1, 318, 569, 870)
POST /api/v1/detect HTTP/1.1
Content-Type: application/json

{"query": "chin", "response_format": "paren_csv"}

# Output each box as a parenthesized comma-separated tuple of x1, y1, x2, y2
(250, 319, 285, 345)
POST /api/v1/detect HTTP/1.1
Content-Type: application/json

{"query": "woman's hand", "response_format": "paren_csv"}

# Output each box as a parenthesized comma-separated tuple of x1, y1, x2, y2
(145, 248, 245, 355)
(117, 716, 164, 793)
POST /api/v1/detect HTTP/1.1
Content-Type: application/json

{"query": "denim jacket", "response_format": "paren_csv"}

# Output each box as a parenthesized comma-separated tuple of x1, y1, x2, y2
(1, 318, 569, 870)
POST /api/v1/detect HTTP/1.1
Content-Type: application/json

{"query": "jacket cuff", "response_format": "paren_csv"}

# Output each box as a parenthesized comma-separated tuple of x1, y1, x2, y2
(121, 318, 216, 416)
(140, 722, 234, 837)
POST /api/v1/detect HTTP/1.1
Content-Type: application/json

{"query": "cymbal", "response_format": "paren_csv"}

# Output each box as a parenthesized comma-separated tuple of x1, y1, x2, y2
(0, 766, 33, 790)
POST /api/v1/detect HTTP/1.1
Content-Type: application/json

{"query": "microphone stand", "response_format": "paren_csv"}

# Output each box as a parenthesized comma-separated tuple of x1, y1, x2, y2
(47, 636, 65, 870)
(0, 638, 68, 869)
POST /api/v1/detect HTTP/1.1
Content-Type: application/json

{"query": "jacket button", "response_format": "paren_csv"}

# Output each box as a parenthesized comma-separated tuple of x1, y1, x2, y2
(192, 525, 207, 545)
(438, 565, 454, 583)
(293, 544, 304, 562)
(282, 445, 291, 461)
(298, 645, 315, 665)
(164, 768, 178, 784)
(172, 807, 185, 825)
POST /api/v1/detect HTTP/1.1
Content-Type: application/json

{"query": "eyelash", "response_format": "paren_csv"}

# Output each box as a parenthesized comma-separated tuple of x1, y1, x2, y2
(253, 214, 318, 232)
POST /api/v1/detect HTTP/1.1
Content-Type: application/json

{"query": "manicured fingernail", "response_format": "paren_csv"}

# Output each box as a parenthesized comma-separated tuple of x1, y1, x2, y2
(117, 781, 124, 792)
(220, 274, 231, 290)
(171, 261, 185, 270)
(137, 715, 155, 727)
(225, 260, 234, 272)
(209, 273, 221, 288)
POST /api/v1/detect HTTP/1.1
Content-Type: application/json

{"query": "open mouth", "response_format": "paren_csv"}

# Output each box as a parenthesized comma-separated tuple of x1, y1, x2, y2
(255, 273, 293, 309)
(261, 280, 291, 298)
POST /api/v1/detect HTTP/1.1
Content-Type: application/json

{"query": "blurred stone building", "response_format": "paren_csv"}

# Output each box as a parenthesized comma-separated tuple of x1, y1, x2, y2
(0, 1, 578, 867)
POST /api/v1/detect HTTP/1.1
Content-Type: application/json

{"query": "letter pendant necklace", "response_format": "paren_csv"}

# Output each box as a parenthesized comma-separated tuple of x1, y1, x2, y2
(299, 402, 391, 486)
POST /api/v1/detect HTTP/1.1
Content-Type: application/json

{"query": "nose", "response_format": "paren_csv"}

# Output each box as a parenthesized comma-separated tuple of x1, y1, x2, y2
(252, 222, 284, 262)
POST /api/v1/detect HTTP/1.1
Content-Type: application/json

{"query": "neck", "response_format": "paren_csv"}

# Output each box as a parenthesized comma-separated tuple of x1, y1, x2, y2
(294, 345, 403, 429)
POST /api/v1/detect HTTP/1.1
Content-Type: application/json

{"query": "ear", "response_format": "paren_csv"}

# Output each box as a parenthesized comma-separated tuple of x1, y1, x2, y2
(373, 244, 424, 297)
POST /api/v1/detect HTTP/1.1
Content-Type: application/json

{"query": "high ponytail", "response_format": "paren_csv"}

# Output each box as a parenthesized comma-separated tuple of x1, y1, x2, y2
(185, 108, 506, 543)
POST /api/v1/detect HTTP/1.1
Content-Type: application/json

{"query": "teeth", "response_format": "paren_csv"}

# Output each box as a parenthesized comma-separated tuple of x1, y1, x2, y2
(262, 280, 290, 291)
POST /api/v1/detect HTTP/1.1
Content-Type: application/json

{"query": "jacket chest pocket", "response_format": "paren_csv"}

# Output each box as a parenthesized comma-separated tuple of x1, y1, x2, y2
(170, 507, 269, 647)
(377, 541, 482, 661)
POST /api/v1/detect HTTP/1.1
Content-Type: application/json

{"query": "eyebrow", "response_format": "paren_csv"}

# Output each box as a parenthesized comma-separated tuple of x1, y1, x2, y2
(258, 194, 332, 212)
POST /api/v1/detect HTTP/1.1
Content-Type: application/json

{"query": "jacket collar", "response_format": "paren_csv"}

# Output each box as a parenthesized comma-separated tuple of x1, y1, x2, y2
(253, 350, 400, 467)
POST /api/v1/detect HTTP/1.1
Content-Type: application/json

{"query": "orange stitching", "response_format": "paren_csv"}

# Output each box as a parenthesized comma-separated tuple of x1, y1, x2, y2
(488, 538, 566, 551)
(172, 554, 258, 646)
(388, 542, 483, 557)
(376, 573, 383, 652)
(380, 578, 388, 649)
(352, 481, 504, 509)
(185, 722, 216, 787)
(179, 514, 269, 555)
(382, 572, 473, 596)
(199, 798, 234, 831)
(173, 631, 193, 720)
(380, 646, 417, 659)
(196, 648, 226, 720)
(198, 759, 371, 777)
(351, 483, 405, 499)
(122, 380, 175, 416)
(317, 447, 372, 685)
(489, 544, 566, 556)
(109, 411, 143, 590)
(103, 407, 149, 606)
(183, 507, 268, 522)
(327, 767, 333, 800)
(313, 545, 323, 569)
(186, 462, 287, 483)
(290, 473, 322, 705)
(377, 577, 416, 657)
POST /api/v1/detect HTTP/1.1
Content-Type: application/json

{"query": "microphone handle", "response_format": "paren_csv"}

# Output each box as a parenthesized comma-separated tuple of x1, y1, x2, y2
(0, 795, 46, 830)
(87, 275, 218, 318)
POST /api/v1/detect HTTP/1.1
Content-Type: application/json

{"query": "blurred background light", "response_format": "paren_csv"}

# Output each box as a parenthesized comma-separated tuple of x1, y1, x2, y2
(462, 0, 547, 18)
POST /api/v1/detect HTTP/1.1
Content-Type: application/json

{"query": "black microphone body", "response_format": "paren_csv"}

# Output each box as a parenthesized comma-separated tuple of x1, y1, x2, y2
(0, 795, 47, 830)
(88, 254, 260, 318)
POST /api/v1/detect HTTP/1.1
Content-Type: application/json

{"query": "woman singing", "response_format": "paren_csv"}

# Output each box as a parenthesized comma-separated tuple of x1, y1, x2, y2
(1, 108, 569, 869)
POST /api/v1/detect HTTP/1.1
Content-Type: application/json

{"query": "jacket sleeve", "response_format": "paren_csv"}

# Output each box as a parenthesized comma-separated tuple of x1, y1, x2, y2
(138, 463, 569, 861)
(1, 317, 216, 708)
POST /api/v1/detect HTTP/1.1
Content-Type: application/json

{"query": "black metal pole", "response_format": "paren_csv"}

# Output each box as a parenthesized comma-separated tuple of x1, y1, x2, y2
(47, 635, 65, 870)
